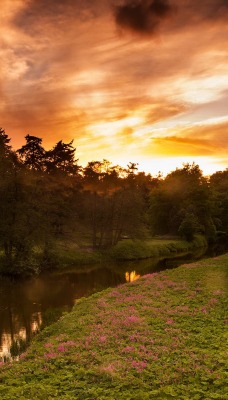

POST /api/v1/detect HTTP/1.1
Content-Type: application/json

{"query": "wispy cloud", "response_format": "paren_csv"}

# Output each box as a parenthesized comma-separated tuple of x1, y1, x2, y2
(0, 0, 227, 174)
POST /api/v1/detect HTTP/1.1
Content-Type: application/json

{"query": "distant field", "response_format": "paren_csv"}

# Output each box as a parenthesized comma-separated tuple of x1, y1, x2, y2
(0, 254, 227, 399)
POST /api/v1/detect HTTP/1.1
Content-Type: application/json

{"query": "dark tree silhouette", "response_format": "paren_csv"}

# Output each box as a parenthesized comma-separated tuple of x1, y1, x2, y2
(45, 140, 78, 175)
(17, 135, 45, 171)
(0, 128, 227, 275)
(0, 128, 11, 156)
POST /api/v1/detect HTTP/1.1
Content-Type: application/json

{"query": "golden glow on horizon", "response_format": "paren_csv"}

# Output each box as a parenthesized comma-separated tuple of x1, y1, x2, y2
(0, 0, 227, 176)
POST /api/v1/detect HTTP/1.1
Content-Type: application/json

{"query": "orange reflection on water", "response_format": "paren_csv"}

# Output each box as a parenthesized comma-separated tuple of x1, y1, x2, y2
(0, 312, 42, 360)
(125, 271, 140, 283)
(0, 333, 12, 358)
(31, 312, 42, 333)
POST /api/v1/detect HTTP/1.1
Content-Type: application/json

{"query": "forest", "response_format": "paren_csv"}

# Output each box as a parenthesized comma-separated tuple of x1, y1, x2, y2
(0, 127, 227, 275)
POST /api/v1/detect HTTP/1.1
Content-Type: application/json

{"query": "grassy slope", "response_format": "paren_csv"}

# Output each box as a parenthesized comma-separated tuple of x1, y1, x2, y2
(0, 255, 227, 400)
(109, 235, 207, 261)
(54, 235, 208, 268)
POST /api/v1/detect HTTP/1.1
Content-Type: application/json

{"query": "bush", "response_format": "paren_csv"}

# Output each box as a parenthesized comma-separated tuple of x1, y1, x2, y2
(178, 213, 200, 241)
(110, 240, 154, 260)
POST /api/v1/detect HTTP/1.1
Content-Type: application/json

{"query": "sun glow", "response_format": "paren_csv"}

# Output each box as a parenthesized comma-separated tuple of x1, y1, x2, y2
(0, 0, 227, 176)
(88, 115, 143, 137)
(136, 156, 227, 177)
(180, 75, 228, 104)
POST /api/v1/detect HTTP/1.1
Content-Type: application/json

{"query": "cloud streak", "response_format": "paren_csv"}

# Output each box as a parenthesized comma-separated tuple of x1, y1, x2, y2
(149, 121, 228, 157)
(0, 0, 227, 174)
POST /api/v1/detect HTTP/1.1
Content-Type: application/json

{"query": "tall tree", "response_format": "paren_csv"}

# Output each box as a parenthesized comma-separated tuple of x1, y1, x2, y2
(0, 128, 11, 156)
(17, 135, 45, 171)
(45, 140, 79, 175)
(210, 169, 228, 234)
(149, 163, 216, 240)
(82, 160, 148, 248)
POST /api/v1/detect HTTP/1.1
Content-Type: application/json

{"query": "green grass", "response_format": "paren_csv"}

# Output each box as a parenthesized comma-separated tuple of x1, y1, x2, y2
(0, 235, 208, 276)
(109, 234, 207, 261)
(0, 254, 227, 399)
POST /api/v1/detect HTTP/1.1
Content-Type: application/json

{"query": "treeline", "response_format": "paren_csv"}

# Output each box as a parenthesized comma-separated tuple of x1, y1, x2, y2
(0, 128, 227, 274)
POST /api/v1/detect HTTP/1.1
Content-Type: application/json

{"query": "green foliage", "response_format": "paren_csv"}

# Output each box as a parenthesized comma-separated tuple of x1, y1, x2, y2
(149, 163, 220, 241)
(54, 246, 102, 267)
(0, 254, 227, 399)
(110, 236, 207, 261)
(110, 239, 155, 260)
(210, 169, 228, 234)
(41, 307, 69, 330)
(10, 338, 28, 358)
(178, 213, 201, 241)
(0, 130, 227, 276)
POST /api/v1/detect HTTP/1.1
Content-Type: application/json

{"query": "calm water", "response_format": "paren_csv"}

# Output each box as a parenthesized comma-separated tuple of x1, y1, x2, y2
(0, 248, 209, 359)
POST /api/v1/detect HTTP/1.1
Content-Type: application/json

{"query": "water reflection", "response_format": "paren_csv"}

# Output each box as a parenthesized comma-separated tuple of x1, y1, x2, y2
(0, 247, 210, 359)
(0, 266, 124, 359)
(125, 271, 141, 282)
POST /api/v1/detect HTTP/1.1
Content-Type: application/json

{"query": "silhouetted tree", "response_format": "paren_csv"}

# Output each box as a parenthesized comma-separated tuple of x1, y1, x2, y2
(82, 160, 148, 248)
(0, 128, 11, 156)
(17, 135, 45, 171)
(45, 140, 78, 175)
(149, 163, 216, 240)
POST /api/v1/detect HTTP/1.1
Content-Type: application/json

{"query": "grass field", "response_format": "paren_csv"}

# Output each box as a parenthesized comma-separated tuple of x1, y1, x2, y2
(0, 254, 227, 399)
(109, 235, 207, 261)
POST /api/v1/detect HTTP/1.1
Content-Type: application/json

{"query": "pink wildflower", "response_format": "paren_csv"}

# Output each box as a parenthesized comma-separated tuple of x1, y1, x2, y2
(57, 344, 66, 353)
(132, 360, 147, 372)
(208, 298, 218, 306)
(166, 281, 176, 287)
(19, 352, 27, 360)
(122, 346, 134, 353)
(166, 318, 174, 325)
(62, 341, 76, 347)
(44, 343, 53, 349)
(84, 338, 91, 349)
(99, 336, 107, 343)
(126, 315, 141, 324)
(213, 289, 224, 296)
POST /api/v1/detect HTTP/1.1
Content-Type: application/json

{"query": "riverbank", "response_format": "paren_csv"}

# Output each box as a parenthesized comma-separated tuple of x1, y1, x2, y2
(0, 254, 227, 399)
(47, 234, 208, 270)
(108, 234, 208, 261)
(0, 234, 208, 277)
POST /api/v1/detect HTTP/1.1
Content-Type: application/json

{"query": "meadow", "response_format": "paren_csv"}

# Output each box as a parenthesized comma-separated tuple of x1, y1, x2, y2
(0, 254, 227, 399)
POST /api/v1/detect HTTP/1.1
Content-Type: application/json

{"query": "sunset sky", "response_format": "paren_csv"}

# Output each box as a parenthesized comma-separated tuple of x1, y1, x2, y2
(1, 0, 228, 175)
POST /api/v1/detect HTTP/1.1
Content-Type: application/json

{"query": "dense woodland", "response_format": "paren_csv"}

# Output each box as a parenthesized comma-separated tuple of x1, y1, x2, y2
(0, 128, 227, 275)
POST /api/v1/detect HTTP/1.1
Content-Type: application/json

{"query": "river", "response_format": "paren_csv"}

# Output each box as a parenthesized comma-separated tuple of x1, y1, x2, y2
(0, 246, 214, 359)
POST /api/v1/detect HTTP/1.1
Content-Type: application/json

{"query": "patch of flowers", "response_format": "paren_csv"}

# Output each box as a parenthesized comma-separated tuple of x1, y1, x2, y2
(0, 255, 227, 399)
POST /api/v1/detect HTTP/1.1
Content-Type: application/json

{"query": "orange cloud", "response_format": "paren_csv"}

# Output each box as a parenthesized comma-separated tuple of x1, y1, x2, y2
(0, 0, 227, 176)
(148, 121, 228, 157)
